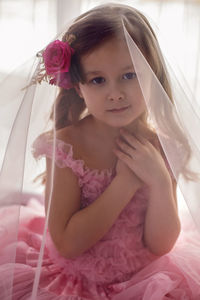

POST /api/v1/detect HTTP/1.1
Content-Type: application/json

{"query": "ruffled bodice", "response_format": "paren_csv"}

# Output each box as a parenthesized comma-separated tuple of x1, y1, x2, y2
(32, 134, 157, 285)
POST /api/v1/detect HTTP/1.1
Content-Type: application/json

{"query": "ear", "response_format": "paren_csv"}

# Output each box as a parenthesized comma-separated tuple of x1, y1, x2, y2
(74, 84, 83, 99)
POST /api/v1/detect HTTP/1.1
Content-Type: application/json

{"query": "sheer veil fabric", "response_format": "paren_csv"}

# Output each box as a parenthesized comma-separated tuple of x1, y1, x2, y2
(0, 3, 200, 299)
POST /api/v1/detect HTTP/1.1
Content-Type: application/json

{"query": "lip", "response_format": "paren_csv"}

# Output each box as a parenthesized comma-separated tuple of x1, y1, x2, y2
(107, 105, 130, 113)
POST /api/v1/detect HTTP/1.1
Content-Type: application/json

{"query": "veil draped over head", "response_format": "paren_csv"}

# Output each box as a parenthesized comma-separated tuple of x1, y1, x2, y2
(0, 3, 200, 299)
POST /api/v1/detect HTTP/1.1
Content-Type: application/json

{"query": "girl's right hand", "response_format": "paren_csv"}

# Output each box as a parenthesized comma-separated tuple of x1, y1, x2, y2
(115, 157, 143, 190)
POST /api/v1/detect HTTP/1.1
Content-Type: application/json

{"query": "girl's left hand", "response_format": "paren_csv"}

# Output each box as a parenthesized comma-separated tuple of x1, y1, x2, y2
(114, 128, 171, 189)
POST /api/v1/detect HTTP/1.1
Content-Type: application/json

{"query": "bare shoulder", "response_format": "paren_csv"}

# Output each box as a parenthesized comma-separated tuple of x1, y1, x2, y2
(55, 116, 92, 160)
(56, 124, 80, 144)
(57, 116, 89, 142)
(54, 123, 81, 155)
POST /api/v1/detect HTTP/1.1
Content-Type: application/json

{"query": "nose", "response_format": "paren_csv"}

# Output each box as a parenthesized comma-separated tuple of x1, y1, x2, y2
(107, 82, 125, 101)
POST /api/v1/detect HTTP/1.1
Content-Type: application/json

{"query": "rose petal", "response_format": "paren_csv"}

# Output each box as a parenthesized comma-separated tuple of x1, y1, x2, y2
(43, 40, 74, 75)
(50, 73, 73, 90)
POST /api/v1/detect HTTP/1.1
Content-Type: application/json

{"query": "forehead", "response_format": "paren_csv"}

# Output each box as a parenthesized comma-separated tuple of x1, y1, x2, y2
(80, 38, 133, 72)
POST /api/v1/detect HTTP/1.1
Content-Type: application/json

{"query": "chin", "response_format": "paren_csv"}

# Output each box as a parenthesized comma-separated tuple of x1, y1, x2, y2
(106, 118, 138, 128)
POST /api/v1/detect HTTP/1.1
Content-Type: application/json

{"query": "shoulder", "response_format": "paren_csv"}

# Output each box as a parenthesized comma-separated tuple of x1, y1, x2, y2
(33, 117, 84, 158)
(55, 119, 88, 160)
(32, 121, 86, 172)
(56, 124, 81, 146)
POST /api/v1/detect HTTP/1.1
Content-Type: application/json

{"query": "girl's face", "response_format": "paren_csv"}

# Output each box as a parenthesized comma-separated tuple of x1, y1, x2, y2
(77, 37, 146, 128)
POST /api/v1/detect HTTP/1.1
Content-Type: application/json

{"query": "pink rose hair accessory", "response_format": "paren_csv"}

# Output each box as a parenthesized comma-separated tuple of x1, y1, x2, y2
(42, 40, 75, 89)
(26, 36, 76, 91)
(49, 72, 73, 90)
(43, 40, 74, 75)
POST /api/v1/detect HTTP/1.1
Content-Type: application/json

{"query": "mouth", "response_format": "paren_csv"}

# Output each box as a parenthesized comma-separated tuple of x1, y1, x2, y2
(107, 105, 130, 113)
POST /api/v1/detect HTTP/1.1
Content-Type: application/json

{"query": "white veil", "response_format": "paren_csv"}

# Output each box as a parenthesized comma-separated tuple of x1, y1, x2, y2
(0, 3, 200, 299)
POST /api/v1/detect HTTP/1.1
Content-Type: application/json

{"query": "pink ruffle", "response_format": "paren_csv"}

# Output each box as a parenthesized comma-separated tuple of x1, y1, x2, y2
(1, 200, 200, 299)
(32, 134, 114, 205)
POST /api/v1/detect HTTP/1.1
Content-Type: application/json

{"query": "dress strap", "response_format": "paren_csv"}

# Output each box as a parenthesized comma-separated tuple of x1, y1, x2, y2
(32, 133, 86, 178)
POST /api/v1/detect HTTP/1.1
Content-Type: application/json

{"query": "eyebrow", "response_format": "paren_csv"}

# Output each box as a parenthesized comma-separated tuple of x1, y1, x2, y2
(122, 65, 135, 71)
(84, 71, 102, 77)
(84, 65, 135, 77)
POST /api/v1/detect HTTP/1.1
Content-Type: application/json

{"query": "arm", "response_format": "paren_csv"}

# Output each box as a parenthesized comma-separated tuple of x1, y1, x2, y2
(143, 177, 181, 256)
(114, 128, 181, 256)
(46, 157, 140, 259)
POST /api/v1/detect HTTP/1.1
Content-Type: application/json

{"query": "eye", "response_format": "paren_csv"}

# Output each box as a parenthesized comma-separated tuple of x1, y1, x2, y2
(123, 72, 136, 80)
(90, 77, 105, 84)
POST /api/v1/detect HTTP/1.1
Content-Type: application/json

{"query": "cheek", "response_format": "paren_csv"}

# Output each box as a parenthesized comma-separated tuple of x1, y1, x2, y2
(137, 97, 146, 113)
(80, 86, 104, 110)
(79, 85, 97, 100)
(84, 100, 102, 115)
(131, 84, 145, 106)
(81, 92, 101, 114)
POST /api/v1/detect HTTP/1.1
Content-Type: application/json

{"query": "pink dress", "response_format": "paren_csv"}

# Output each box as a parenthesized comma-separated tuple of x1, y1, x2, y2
(0, 135, 200, 299)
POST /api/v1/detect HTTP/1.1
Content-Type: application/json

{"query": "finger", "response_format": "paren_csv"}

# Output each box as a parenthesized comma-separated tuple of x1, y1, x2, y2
(134, 133, 147, 144)
(113, 148, 134, 166)
(120, 129, 143, 149)
(116, 138, 135, 158)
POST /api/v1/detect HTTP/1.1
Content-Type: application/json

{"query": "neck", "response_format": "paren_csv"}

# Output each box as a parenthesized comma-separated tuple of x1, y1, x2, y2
(87, 115, 144, 144)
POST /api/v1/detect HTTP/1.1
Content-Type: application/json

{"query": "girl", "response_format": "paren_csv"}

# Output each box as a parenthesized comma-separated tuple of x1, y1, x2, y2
(1, 3, 200, 300)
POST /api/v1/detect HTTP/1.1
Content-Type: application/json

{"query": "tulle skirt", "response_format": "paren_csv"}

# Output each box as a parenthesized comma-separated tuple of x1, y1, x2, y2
(0, 195, 200, 300)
